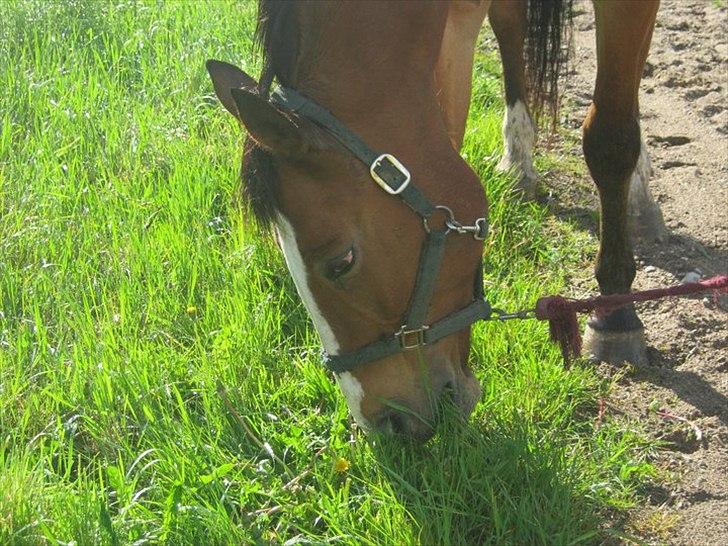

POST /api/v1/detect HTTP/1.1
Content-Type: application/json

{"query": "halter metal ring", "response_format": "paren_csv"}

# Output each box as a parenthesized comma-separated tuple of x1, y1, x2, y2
(445, 211, 488, 240)
(423, 205, 456, 233)
(473, 217, 488, 240)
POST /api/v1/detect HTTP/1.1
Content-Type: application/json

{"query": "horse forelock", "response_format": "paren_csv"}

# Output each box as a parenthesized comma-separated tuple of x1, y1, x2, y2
(235, 2, 289, 230)
(241, 143, 278, 231)
(241, 1, 302, 230)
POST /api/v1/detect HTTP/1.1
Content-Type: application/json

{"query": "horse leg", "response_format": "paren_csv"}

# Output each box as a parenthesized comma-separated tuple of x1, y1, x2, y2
(626, 25, 667, 243)
(489, 0, 538, 198)
(434, 0, 490, 151)
(581, 0, 659, 364)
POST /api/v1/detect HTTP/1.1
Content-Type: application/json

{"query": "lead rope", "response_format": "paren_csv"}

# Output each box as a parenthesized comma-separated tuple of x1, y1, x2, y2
(491, 274, 728, 366)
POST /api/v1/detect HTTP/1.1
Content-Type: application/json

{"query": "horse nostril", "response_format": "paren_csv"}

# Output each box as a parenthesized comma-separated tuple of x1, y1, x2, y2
(375, 410, 406, 436)
(374, 409, 435, 442)
(442, 381, 455, 398)
(444, 381, 458, 401)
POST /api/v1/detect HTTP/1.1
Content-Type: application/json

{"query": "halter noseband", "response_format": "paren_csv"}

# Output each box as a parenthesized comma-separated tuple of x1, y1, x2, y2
(271, 87, 492, 374)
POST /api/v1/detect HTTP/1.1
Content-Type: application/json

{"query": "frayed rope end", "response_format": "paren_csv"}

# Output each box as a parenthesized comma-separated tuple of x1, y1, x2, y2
(535, 295, 582, 368)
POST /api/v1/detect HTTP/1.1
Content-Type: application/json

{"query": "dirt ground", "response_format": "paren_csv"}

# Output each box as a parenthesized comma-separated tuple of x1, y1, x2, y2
(547, 1, 728, 544)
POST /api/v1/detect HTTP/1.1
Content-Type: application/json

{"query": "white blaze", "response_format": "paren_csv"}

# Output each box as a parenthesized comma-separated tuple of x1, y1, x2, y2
(336, 371, 369, 429)
(275, 215, 370, 429)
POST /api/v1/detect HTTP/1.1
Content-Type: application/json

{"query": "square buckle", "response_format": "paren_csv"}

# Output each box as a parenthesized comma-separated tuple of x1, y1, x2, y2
(396, 325, 429, 350)
(370, 154, 411, 195)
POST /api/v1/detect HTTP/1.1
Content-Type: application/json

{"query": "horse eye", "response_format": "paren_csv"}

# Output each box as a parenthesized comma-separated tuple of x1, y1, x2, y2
(325, 246, 356, 280)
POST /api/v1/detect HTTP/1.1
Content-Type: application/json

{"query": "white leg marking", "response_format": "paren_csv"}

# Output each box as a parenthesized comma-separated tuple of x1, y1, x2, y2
(497, 100, 537, 185)
(627, 139, 666, 241)
(275, 215, 370, 429)
(628, 139, 654, 215)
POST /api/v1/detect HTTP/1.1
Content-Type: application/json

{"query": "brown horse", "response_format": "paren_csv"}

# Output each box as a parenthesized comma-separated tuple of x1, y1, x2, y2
(207, 0, 663, 442)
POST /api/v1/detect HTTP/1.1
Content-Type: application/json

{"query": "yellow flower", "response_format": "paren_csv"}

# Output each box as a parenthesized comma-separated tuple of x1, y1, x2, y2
(333, 457, 351, 473)
(186, 305, 197, 316)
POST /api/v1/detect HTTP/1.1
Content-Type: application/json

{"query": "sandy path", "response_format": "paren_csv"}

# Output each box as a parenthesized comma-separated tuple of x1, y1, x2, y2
(557, 1, 727, 543)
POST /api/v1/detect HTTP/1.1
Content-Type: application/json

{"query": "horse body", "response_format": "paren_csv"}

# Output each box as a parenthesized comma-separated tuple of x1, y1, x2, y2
(437, 0, 665, 364)
(207, 0, 666, 441)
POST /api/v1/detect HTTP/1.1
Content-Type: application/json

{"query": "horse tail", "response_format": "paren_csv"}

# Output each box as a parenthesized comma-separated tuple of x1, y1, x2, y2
(524, 0, 574, 123)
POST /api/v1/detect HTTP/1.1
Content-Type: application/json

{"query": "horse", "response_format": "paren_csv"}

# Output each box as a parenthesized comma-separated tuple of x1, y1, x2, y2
(206, 0, 664, 442)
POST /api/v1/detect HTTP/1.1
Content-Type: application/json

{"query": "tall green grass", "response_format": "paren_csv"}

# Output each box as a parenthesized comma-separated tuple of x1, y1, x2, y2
(1, 1, 655, 544)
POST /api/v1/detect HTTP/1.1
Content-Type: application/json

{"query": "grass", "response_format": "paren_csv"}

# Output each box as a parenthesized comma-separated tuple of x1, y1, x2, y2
(0, 1, 657, 544)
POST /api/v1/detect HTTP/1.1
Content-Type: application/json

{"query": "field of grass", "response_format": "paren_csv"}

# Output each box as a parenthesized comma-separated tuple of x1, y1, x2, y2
(1, 1, 658, 544)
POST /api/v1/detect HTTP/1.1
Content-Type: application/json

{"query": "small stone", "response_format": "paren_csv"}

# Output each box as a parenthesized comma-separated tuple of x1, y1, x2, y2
(682, 271, 702, 283)
(645, 265, 657, 273)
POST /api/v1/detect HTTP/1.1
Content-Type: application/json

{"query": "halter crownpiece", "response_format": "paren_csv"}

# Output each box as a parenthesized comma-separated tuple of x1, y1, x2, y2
(270, 87, 491, 373)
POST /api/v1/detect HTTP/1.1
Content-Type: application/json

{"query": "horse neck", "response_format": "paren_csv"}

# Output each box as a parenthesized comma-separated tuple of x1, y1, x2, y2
(291, 2, 453, 154)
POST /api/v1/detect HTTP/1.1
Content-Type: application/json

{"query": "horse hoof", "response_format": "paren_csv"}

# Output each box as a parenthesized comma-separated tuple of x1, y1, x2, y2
(629, 202, 667, 243)
(514, 174, 537, 201)
(583, 324, 649, 365)
(497, 162, 537, 200)
(496, 155, 537, 201)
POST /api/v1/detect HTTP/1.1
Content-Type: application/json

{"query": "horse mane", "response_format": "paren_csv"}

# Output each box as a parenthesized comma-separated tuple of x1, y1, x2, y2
(241, 0, 301, 229)
(255, 0, 299, 97)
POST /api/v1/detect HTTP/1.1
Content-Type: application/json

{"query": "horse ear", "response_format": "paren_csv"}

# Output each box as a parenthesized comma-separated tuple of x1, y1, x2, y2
(229, 88, 307, 157)
(206, 59, 257, 118)
(206, 59, 307, 157)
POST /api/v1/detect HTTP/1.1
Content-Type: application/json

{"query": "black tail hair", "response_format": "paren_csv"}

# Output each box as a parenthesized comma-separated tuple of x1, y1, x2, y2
(524, 0, 574, 123)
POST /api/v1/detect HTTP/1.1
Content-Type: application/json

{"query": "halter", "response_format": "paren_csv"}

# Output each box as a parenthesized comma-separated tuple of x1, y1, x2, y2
(271, 87, 492, 374)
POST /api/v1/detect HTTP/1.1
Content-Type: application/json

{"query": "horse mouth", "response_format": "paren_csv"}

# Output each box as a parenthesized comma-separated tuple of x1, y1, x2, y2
(372, 372, 480, 443)
(426, 368, 480, 436)
(445, 369, 481, 421)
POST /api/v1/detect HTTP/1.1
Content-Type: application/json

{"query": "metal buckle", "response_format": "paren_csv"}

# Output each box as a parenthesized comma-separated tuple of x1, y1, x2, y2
(396, 325, 429, 349)
(370, 154, 411, 195)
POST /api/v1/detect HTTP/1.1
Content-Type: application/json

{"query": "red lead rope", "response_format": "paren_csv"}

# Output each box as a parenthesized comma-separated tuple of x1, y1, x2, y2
(533, 274, 728, 366)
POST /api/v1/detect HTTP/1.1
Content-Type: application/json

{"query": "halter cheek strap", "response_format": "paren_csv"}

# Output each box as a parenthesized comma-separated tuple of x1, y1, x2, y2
(271, 87, 491, 374)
